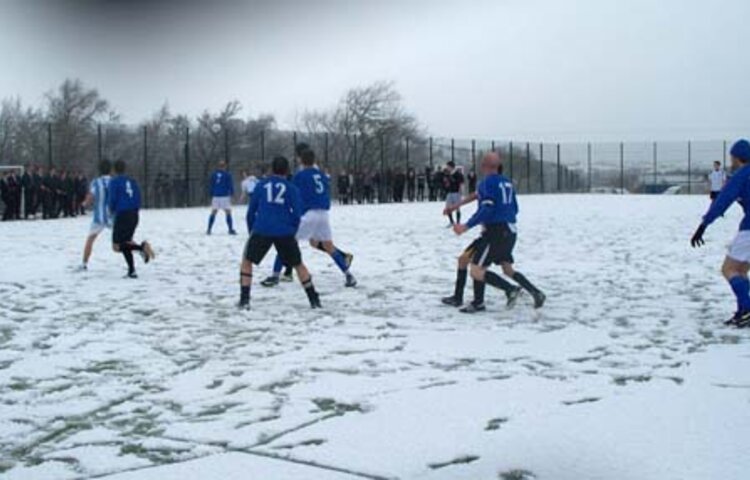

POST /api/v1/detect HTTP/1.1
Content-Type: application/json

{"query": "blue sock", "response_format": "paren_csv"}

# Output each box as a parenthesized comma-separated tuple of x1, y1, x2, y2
(207, 213, 216, 233)
(729, 276, 750, 312)
(273, 255, 283, 275)
(226, 213, 234, 232)
(331, 250, 349, 274)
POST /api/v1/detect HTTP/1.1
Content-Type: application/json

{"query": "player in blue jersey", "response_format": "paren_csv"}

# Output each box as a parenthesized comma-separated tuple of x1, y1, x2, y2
(449, 152, 545, 313)
(207, 161, 237, 235)
(691, 139, 750, 327)
(239, 156, 321, 310)
(261, 144, 356, 288)
(109, 160, 155, 278)
(79, 159, 112, 270)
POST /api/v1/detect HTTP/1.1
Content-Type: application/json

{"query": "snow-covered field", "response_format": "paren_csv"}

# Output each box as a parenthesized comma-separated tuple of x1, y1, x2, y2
(1, 195, 749, 480)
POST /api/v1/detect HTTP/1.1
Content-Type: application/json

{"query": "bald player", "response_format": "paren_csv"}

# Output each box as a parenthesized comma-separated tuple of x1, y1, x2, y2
(446, 152, 545, 313)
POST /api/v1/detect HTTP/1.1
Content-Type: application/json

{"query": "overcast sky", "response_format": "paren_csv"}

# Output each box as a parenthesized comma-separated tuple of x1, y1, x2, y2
(0, 0, 747, 141)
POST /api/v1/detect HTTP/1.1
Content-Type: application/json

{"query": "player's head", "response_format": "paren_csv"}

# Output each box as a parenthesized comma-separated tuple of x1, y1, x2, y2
(713, 161, 721, 170)
(271, 156, 290, 176)
(446, 161, 455, 170)
(218, 160, 227, 170)
(730, 139, 750, 169)
(300, 149, 315, 167)
(114, 160, 127, 174)
(295, 142, 310, 158)
(98, 158, 112, 176)
(481, 152, 501, 175)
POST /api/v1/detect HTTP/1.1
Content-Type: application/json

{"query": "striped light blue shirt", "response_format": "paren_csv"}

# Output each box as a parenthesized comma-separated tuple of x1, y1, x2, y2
(90, 175, 111, 226)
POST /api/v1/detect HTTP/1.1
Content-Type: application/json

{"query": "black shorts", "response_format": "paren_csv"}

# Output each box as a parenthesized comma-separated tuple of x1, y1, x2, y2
(471, 223, 516, 267)
(710, 191, 719, 200)
(244, 234, 302, 267)
(113, 210, 139, 245)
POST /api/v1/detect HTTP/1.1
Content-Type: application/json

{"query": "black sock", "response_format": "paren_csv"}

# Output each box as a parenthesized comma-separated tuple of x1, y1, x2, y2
(121, 242, 143, 252)
(485, 271, 515, 294)
(314, 242, 327, 253)
(454, 268, 467, 302)
(240, 273, 252, 303)
(473, 279, 485, 305)
(284, 265, 293, 276)
(302, 277, 318, 302)
(513, 272, 539, 295)
(456, 210, 461, 224)
(448, 212, 454, 225)
(122, 250, 135, 274)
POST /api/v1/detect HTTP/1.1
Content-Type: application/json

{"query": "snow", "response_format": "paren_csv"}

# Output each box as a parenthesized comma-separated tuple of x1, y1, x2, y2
(1, 195, 749, 480)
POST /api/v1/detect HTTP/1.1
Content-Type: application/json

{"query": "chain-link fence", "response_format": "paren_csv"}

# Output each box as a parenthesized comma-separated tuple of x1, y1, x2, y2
(0, 122, 734, 210)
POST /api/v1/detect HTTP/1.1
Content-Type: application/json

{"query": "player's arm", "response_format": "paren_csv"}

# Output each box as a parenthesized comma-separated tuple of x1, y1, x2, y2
(245, 190, 259, 234)
(692, 173, 744, 247)
(443, 192, 477, 215)
(288, 186, 303, 230)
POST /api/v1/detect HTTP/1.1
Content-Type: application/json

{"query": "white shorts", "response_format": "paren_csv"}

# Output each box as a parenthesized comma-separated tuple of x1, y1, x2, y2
(296, 210, 332, 242)
(211, 196, 232, 210)
(446, 192, 462, 207)
(89, 222, 109, 236)
(728, 231, 750, 263)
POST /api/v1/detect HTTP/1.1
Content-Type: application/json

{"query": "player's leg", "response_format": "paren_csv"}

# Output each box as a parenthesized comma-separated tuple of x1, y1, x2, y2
(239, 234, 272, 309)
(224, 207, 236, 235)
(207, 204, 218, 234)
(460, 262, 488, 313)
(442, 241, 476, 307)
(276, 237, 321, 308)
(501, 262, 544, 309)
(721, 255, 750, 326)
(82, 228, 101, 270)
(261, 254, 285, 287)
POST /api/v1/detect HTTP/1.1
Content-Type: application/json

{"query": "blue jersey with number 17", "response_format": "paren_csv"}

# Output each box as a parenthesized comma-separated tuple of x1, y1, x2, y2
(246, 176, 303, 236)
(293, 167, 330, 213)
(465, 173, 518, 229)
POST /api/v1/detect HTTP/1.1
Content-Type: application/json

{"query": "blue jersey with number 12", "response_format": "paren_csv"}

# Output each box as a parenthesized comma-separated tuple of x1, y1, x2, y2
(293, 167, 330, 213)
(246, 176, 303, 236)
(466, 173, 518, 229)
(108, 175, 141, 214)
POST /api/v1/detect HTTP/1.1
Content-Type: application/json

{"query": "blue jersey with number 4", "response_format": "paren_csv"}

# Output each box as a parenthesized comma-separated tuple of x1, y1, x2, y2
(246, 176, 302, 236)
(108, 175, 141, 214)
(293, 167, 330, 213)
(466, 173, 517, 229)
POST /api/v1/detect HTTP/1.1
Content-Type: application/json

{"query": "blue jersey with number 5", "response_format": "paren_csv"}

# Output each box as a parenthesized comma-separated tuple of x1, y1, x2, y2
(108, 175, 141, 214)
(293, 167, 330, 213)
(465, 173, 517, 229)
(246, 176, 302, 236)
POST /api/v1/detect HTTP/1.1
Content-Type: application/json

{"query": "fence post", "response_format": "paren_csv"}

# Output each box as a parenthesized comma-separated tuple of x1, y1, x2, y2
(688, 140, 693, 195)
(509, 141, 514, 181)
(143, 125, 148, 208)
(324, 132, 329, 169)
(260, 130, 265, 165)
(429, 136, 433, 169)
(406, 136, 410, 172)
(526, 142, 531, 193)
(292, 131, 298, 170)
(47, 122, 53, 169)
(723, 140, 727, 171)
(224, 126, 230, 165)
(451, 138, 455, 164)
(539, 143, 544, 193)
(556, 143, 561, 192)
(619, 142, 625, 194)
(653, 142, 658, 186)
(184, 126, 190, 207)
(97, 123, 102, 163)
(471, 139, 476, 174)
(587, 142, 592, 192)
(380, 134, 385, 203)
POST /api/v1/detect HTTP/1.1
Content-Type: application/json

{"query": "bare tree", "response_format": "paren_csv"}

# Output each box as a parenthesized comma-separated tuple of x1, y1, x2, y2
(45, 79, 111, 169)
